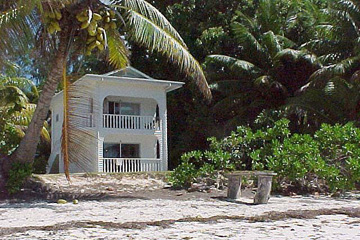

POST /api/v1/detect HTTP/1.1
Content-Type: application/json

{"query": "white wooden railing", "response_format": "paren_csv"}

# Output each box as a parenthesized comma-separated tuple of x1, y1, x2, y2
(101, 158, 161, 173)
(103, 114, 157, 130)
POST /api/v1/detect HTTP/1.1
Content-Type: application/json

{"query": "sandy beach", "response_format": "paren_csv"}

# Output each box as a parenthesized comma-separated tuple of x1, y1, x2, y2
(1, 193, 359, 239)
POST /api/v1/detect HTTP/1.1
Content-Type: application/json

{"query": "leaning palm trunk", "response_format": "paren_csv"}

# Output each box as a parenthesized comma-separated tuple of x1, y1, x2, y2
(6, 28, 71, 174)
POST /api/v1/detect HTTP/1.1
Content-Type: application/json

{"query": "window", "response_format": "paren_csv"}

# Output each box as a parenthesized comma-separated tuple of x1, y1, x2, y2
(103, 143, 120, 158)
(107, 101, 140, 115)
(120, 102, 140, 115)
(108, 101, 120, 114)
(103, 143, 140, 158)
(121, 144, 140, 158)
(55, 114, 59, 122)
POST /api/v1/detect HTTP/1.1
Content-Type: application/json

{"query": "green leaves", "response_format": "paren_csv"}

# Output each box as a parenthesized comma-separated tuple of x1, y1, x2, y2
(107, 30, 129, 69)
(108, 0, 211, 100)
(232, 22, 264, 55)
(171, 118, 360, 192)
(6, 162, 33, 194)
(121, 0, 188, 48)
(124, 2, 211, 100)
(168, 151, 201, 188)
(205, 55, 260, 77)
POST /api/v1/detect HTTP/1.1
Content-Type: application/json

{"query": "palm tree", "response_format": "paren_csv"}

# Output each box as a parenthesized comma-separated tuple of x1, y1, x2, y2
(284, 0, 360, 127)
(300, 0, 360, 88)
(203, 1, 320, 129)
(0, 0, 211, 181)
(0, 66, 49, 155)
(286, 71, 360, 127)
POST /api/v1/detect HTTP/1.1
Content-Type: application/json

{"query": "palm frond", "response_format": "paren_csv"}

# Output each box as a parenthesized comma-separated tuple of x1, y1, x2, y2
(275, 35, 296, 49)
(61, 67, 99, 180)
(257, 0, 281, 33)
(210, 80, 252, 96)
(234, 10, 256, 30)
(0, 85, 28, 109)
(0, 6, 23, 27)
(9, 103, 50, 142)
(308, 56, 360, 87)
(125, 7, 211, 100)
(287, 75, 360, 123)
(317, 53, 342, 64)
(286, 90, 336, 123)
(325, 8, 360, 36)
(2, 76, 38, 97)
(232, 22, 264, 54)
(11, 103, 36, 125)
(275, 49, 320, 66)
(107, 30, 129, 69)
(0, 4, 38, 66)
(205, 55, 261, 76)
(336, 0, 360, 16)
(114, 0, 187, 48)
(262, 31, 282, 58)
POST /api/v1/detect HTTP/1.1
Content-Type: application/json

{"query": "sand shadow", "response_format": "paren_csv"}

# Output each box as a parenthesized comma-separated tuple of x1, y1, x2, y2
(211, 196, 256, 205)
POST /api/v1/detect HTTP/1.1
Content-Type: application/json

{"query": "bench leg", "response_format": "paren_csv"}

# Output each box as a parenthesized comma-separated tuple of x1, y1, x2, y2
(227, 175, 242, 200)
(254, 176, 273, 204)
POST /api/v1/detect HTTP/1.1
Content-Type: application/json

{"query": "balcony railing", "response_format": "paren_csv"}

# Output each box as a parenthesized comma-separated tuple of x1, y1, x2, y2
(102, 114, 157, 130)
(101, 158, 161, 173)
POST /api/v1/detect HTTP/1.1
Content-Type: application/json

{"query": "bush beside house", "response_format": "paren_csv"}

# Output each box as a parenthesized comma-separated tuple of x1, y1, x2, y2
(169, 119, 360, 193)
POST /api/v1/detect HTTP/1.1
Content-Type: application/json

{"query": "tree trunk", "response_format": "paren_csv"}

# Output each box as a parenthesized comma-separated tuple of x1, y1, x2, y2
(5, 29, 71, 174)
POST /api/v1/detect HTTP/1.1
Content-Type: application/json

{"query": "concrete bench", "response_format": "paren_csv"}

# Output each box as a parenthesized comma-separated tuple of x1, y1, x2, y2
(226, 171, 277, 204)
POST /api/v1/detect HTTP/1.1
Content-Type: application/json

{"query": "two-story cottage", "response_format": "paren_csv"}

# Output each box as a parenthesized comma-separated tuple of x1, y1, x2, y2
(47, 67, 183, 173)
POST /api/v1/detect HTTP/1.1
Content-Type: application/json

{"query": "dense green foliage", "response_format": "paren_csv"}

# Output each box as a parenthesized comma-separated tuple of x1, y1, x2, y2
(170, 119, 360, 192)
(0, 63, 50, 174)
(6, 162, 33, 194)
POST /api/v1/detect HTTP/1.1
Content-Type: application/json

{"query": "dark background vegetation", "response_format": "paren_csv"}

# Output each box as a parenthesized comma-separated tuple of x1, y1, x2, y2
(1, 0, 360, 174)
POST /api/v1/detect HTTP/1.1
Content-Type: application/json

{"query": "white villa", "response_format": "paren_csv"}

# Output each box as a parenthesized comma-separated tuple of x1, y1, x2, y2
(47, 67, 183, 173)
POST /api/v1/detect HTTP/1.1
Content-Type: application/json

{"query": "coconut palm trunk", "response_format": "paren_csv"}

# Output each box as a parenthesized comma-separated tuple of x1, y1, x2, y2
(5, 27, 71, 174)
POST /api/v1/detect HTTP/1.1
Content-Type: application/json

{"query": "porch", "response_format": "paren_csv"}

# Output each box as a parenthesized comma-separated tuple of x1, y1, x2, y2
(99, 158, 162, 173)
(98, 135, 164, 173)
(100, 96, 161, 131)
(102, 114, 159, 130)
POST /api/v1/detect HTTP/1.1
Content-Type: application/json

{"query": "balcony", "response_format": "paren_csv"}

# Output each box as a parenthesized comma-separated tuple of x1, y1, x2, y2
(101, 158, 161, 172)
(102, 114, 158, 130)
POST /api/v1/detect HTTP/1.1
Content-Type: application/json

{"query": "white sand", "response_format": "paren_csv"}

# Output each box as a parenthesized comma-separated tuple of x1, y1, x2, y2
(0, 196, 359, 239)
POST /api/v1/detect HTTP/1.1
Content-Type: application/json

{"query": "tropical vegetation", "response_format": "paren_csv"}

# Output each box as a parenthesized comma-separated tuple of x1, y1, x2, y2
(1, 0, 360, 194)
(170, 119, 360, 193)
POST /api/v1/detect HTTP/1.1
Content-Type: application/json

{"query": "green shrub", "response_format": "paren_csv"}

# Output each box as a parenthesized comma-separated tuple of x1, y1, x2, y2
(208, 118, 290, 169)
(6, 162, 33, 194)
(314, 123, 360, 190)
(170, 119, 360, 192)
(168, 151, 200, 188)
(252, 122, 360, 191)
